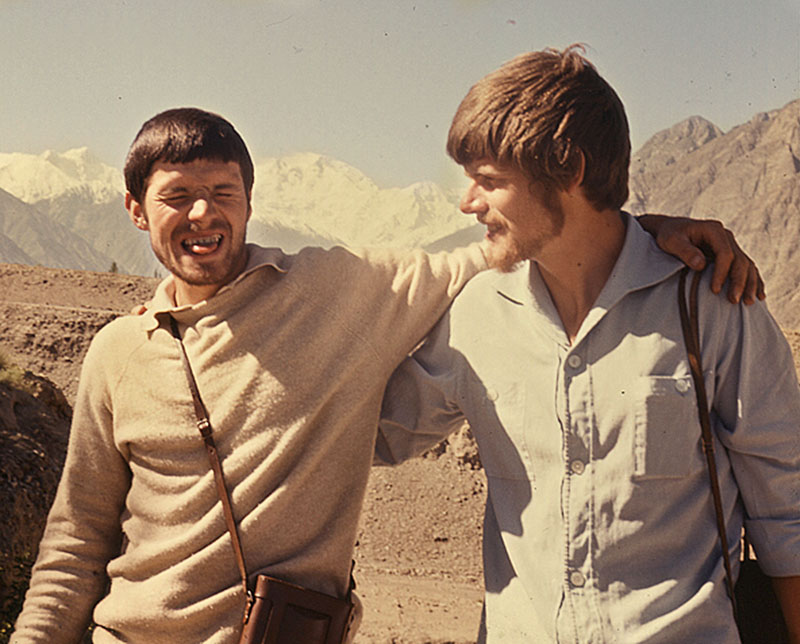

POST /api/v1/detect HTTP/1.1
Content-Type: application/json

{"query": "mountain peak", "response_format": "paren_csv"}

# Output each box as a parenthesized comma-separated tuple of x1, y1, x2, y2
(250, 152, 467, 249)
(0, 149, 123, 203)
(626, 98, 800, 330)
(632, 115, 723, 170)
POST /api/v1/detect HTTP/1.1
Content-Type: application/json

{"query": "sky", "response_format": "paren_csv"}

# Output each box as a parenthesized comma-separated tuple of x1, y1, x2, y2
(1, 0, 798, 191)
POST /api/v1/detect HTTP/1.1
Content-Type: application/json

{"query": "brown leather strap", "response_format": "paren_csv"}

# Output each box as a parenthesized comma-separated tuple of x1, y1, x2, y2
(168, 316, 254, 622)
(677, 267, 738, 619)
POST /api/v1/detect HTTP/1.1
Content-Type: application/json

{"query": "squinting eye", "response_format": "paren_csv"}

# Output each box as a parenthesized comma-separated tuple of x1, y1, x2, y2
(164, 195, 190, 206)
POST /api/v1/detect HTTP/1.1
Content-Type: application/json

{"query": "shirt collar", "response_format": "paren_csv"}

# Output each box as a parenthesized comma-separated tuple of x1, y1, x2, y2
(493, 212, 685, 344)
(140, 244, 289, 332)
(596, 211, 684, 301)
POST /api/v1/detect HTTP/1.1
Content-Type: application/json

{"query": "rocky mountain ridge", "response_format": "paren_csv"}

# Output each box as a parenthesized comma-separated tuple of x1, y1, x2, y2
(626, 98, 800, 328)
(0, 187, 117, 272)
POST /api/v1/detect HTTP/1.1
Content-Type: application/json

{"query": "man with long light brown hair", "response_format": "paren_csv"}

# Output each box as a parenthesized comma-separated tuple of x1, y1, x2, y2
(378, 46, 799, 642)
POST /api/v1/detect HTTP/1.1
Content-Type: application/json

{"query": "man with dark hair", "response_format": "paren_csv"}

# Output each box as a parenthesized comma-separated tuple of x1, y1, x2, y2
(12, 107, 489, 643)
(124, 108, 256, 300)
(123, 107, 256, 206)
(13, 104, 765, 643)
(378, 46, 799, 642)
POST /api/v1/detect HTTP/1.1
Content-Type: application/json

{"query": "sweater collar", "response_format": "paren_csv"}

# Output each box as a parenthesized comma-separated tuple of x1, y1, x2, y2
(140, 244, 289, 332)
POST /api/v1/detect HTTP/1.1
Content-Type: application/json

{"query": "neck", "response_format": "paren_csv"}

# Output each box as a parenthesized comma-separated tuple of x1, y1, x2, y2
(174, 282, 223, 307)
(535, 206, 626, 344)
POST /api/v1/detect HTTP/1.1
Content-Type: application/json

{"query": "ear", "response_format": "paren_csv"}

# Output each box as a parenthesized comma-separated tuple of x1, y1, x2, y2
(126, 192, 149, 231)
(566, 149, 586, 194)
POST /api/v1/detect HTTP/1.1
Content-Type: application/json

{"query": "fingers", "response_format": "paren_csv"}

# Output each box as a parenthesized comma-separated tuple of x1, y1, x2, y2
(743, 268, 766, 305)
(644, 213, 712, 271)
(679, 220, 763, 305)
(721, 230, 765, 305)
(646, 213, 765, 305)
(665, 236, 708, 271)
(722, 248, 747, 303)
(734, 264, 767, 305)
(738, 266, 766, 305)
(685, 220, 732, 295)
(757, 274, 766, 301)
(130, 300, 152, 315)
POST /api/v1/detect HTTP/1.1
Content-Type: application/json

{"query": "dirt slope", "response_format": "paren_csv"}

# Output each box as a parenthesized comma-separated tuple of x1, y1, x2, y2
(2, 262, 799, 643)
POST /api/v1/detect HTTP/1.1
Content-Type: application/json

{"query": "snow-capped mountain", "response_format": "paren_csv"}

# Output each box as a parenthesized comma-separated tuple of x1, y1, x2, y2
(0, 149, 476, 277)
(0, 148, 122, 204)
(1, 100, 799, 329)
(0, 149, 156, 275)
(249, 153, 473, 249)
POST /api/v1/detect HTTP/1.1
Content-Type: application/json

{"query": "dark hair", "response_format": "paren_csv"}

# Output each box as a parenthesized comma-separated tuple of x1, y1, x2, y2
(447, 45, 630, 210)
(124, 107, 254, 203)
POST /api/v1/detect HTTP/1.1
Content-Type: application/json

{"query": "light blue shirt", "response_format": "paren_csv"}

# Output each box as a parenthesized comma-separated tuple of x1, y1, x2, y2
(377, 214, 800, 643)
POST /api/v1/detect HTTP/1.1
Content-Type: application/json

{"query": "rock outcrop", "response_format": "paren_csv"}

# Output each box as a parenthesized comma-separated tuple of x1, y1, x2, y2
(0, 366, 71, 629)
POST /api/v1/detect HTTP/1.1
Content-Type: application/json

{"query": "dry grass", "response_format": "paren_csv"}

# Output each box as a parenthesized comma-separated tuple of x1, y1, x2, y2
(0, 350, 25, 390)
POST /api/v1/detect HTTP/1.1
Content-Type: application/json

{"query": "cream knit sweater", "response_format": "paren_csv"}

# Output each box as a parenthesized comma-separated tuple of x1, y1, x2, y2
(12, 243, 486, 644)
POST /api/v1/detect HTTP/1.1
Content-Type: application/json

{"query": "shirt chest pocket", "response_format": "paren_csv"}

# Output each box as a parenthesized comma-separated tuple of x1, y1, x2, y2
(632, 375, 706, 479)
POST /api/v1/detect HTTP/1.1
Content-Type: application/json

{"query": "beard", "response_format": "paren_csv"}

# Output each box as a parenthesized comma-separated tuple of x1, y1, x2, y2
(151, 224, 248, 289)
(485, 234, 529, 273)
(486, 210, 565, 273)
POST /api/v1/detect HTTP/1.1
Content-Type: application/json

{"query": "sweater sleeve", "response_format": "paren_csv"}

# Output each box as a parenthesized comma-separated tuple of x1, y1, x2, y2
(333, 244, 487, 363)
(287, 243, 486, 370)
(12, 327, 132, 643)
(376, 309, 467, 465)
(381, 244, 487, 355)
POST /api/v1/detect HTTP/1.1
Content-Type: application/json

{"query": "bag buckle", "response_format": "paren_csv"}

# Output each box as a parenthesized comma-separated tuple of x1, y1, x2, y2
(243, 588, 255, 625)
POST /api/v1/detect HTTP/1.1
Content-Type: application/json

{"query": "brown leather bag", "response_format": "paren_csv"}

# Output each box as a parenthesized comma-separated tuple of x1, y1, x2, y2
(240, 575, 356, 644)
(169, 317, 357, 644)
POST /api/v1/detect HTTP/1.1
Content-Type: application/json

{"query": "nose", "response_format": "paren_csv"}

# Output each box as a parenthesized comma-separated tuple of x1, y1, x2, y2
(187, 196, 214, 221)
(460, 182, 486, 215)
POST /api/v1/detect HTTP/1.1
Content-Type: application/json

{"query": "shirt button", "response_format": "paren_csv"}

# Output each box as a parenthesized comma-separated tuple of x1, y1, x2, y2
(570, 570, 586, 587)
(567, 354, 582, 369)
(675, 379, 690, 394)
(486, 388, 499, 401)
(570, 460, 586, 475)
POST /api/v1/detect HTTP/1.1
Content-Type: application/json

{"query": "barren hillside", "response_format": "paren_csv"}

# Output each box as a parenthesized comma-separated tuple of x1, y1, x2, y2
(2, 262, 798, 643)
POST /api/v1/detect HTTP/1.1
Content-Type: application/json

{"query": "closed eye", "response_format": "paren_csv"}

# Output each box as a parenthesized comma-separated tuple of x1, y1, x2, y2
(161, 194, 191, 206)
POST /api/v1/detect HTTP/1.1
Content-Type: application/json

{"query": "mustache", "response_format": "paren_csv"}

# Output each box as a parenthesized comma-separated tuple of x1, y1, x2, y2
(173, 219, 231, 236)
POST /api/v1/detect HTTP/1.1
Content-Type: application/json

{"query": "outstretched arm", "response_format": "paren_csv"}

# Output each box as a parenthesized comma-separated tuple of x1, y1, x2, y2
(637, 214, 765, 305)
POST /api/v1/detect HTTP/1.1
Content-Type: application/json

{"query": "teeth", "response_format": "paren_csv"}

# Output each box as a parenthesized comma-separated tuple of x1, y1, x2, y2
(182, 234, 222, 249)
